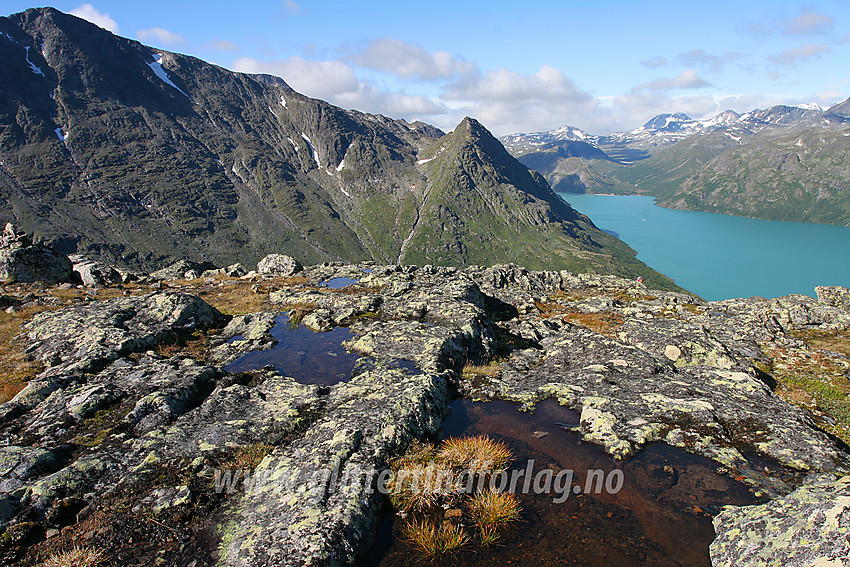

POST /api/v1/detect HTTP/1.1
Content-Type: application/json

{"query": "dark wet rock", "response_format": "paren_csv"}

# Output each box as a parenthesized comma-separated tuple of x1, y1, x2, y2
(711, 473, 850, 566)
(0, 223, 74, 284)
(257, 254, 302, 277)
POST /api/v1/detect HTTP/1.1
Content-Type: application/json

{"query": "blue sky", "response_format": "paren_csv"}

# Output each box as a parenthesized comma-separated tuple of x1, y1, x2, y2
(3, 1, 850, 135)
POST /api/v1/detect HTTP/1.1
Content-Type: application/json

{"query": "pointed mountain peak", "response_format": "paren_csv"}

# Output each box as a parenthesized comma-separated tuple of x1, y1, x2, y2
(454, 116, 493, 140)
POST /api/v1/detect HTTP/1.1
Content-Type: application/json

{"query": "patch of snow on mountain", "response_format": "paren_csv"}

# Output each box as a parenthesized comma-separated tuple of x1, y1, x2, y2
(24, 47, 43, 76)
(725, 132, 741, 143)
(54, 127, 67, 144)
(796, 102, 823, 112)
(336, 159, 345, 171)
(280, 95, 287, 109)
(301, 133, 320, 167)
(416, 157, 435, 165)
(147, 53, 189, 97)
(288, 137, 299, 152)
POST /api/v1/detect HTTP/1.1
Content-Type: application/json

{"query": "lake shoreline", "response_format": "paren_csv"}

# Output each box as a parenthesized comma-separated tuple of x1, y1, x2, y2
(559, 193, 850, 301)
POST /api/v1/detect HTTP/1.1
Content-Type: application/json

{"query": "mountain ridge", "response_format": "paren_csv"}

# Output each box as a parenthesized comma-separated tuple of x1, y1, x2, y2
(0, 7, 675, 288)
(503, 99, 850, 226)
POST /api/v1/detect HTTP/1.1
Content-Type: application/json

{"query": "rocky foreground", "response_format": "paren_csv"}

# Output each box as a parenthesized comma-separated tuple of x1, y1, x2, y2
(0, 251, 849, 566)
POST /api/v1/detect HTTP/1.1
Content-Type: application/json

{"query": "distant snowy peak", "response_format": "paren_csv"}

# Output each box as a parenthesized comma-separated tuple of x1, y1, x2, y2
(500, 125, 600, 154)
(501, 102, 839, 159)
(639, 113, 695, 133)
(697, 109, 741, 129)
(549, 125, 592, 141)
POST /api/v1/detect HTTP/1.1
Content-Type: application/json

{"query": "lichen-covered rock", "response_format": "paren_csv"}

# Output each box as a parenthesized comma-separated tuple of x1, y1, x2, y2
(221, 365, 451, 567)
(70, 257, 122, 286)
(257, 254, 302, 276)
(20, 291, 226, 375)
(201, 263, 247, 278)
(150, 259, 218, 280)
(0, 223, 74, 284)
(816, 285, 850, 313)
(711, 474, 850, 566)
(1, 260, 849, 565)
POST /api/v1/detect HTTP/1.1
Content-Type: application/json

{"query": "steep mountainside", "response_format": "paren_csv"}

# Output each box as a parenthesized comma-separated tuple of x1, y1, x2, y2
(0, 8, 672, 286)
(401, 118, 664, 280)
(656, 125, 850, 225)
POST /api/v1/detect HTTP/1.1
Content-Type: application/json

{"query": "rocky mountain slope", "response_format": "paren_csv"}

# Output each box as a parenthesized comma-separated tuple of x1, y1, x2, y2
(504, 101, 850, 226)
(0, 7, 671, 288)
(0, 250, 848, 566)
(644, 124, 850, 225)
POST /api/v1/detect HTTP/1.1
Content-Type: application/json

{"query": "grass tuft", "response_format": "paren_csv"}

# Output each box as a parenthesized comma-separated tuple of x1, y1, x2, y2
(0, 305, 50, 403)
(37, 546, 106, 567)
(231, 443, 273, 470)
(468, 491, 522, 528)
(438, 435, 513, 471)
(461, 361, 502, 379)
(401, 518, 468, 558)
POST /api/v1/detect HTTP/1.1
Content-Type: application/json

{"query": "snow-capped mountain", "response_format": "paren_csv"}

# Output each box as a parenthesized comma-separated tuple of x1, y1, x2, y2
(501, 103, 841, 162)
(501, 125, 600, 153)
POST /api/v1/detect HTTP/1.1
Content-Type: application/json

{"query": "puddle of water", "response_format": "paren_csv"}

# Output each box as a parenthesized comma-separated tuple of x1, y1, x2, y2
(360, 398, 761, 567)
(322, 277, 359, 289)
(224, 314, 360, 385)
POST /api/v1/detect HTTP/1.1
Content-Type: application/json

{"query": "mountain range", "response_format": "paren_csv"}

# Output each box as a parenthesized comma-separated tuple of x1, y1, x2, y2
(0, 7, 675, 287)
(502, 101, 850, 226)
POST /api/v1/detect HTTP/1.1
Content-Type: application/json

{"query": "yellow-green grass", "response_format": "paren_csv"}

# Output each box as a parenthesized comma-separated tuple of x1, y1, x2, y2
(468, 491, 522, 528)
(401, 518, 468, 558)
(37, 546, 106, 567)
(438, 435, 514, 471)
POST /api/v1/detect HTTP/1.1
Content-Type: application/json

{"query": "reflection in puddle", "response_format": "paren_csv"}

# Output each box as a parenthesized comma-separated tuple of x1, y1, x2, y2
(224, 314, 359, 385)
(361, 399, 762, 567)
(322, 277, 359, 289)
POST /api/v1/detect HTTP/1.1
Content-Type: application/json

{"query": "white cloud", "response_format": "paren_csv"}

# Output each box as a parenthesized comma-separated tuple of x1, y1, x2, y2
(232, 56, 359, 98)
(782, 10, 834, 36)
(678, 50, 741, 73)
(230, 56, 448, 119)
(430, 66, 600, 135)
(283, 0, 300, 15)
(444, 65, 590, 104)
(351, 37, 476, 81)
(640, 56, 667, 69)
(769, 43, 830, 67)
(69, 3, 119, 33)
(632, 69, 711, 92)
(750, 9, 835, 37)
(137, 27, 187, 47)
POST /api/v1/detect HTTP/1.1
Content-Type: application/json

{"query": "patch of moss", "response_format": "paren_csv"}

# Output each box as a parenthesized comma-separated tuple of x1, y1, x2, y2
(764, 343, 850, 445)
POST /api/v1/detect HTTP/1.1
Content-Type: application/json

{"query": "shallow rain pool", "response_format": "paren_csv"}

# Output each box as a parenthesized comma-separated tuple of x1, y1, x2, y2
(361, 398, 762, 567)
(224, 314, 360, 385)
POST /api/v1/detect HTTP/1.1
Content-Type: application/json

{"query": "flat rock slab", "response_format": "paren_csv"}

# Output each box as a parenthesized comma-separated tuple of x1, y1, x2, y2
(711, 474, 850, 566)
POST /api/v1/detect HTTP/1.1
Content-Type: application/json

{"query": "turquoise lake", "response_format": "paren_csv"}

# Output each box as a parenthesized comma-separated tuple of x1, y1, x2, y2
(559, 193, 850, 301)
